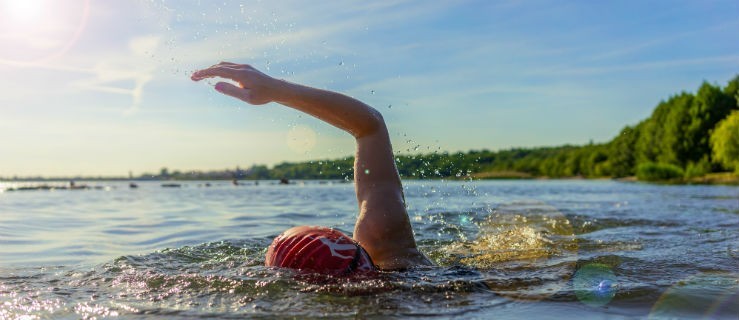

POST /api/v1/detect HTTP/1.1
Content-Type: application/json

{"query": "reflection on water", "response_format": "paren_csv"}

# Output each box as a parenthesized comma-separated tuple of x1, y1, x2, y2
(0, 180, 737, 318)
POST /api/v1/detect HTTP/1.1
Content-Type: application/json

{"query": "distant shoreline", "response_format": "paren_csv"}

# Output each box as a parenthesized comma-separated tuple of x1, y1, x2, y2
(2, 172, 737, 186)
(467, 170, 739, 185)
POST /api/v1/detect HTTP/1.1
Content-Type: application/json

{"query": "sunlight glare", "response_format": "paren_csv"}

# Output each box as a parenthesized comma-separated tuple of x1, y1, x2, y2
(0, 0, 89, 64)
(2, 0, 46, 22)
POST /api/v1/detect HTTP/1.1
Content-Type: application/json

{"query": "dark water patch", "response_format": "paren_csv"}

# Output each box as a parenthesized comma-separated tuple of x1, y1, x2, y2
(566, 215, 682, 235)
(104, 228, 148, 235)
(0, 238, 49, 245)
(274, 212, 320, 220)
(689, 194, 739, 201)
(715, 208, 739, 215)
(110, 219, 197, 230)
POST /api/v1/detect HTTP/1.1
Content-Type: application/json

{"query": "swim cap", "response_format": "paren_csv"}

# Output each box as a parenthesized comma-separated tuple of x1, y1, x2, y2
(265, 226, 376, 274)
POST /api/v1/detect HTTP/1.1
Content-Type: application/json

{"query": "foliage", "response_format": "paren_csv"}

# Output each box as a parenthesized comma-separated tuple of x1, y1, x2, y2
(636, 162, 684, 182)
(684, 158, 711, 179)
(606, 125, 638, 177)
(710, 110, 739, 171)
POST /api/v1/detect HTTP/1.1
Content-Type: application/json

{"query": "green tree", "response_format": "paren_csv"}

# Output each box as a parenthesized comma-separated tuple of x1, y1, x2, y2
(724, 75, 739, 101)
(710, 110, 739, 171)
(245, 165, 271, 179)
(659, 93, 693, 166)
(608, 125, 639, 177)
(685, 82, 736, 164)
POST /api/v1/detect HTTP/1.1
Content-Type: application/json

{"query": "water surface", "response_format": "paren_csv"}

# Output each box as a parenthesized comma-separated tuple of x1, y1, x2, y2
(0, 180, 737, 318)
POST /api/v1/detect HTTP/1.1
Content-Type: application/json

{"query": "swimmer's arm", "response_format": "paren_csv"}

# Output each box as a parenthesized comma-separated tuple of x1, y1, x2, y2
(273, 87, 431, 269)
(191, 62, 431, 269)
(191, 62, 380, 136)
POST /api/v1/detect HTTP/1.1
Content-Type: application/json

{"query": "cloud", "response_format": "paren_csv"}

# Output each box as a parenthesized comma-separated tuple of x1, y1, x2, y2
(0, 31, 158, 115)
(129, 35, 161, 57)
(65, 35, 161, 114)
(529, 55, 739, 77)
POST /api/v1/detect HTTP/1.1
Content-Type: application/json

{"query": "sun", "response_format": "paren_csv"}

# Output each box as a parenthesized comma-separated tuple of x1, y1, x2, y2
(0, 0, 89, 64)
(2, 0, 47, 22)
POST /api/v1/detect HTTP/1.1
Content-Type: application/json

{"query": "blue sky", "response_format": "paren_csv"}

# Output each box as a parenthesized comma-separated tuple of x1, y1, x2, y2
(1, 0, 738, 177)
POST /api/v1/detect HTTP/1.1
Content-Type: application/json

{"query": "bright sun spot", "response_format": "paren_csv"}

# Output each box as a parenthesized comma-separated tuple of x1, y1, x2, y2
(2, 0, 47, 22)
(0, 0, 89, 64)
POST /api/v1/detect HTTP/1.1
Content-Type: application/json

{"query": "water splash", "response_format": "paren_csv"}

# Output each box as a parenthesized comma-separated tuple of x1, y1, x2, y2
(428, 200, 578, 301)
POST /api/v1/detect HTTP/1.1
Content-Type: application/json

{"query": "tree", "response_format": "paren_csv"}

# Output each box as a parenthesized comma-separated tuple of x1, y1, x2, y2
(710, 110, 739, 171)
(659, 93, 693, 166)
(685, 82, 736, 164)
(724, 75, 739, 102)
(159, 167, 170, 178)
(608, 125, 639, 177)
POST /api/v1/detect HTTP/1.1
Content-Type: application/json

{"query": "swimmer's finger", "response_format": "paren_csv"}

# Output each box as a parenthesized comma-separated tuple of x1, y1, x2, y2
(215, 82, 251, 102)
(191, 66, 241, 81)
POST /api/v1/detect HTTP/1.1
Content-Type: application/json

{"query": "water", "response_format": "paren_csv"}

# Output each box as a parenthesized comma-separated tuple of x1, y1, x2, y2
(0, 180, 737, 319)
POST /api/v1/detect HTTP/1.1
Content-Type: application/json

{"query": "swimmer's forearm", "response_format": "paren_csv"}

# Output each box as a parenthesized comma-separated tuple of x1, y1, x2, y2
(270, 80, 384, 138)
(191, 62, 384, 138)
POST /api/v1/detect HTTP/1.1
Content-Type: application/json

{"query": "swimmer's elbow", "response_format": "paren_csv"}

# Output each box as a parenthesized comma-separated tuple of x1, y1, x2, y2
(353, 107, 385, 138)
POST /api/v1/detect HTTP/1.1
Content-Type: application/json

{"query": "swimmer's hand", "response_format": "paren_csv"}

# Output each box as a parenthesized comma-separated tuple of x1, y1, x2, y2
(191, 62, 279, 105)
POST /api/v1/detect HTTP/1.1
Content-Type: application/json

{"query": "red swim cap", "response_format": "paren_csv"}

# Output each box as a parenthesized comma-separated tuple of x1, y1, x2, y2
(265, 226, 376, 274)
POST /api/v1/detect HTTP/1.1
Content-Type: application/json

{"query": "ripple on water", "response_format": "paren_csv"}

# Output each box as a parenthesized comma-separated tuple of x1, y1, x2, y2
(1, 180, 737, 318)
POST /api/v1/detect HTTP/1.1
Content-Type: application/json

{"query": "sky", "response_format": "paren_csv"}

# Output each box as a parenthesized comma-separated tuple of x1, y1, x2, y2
(1, 0, 738, 177)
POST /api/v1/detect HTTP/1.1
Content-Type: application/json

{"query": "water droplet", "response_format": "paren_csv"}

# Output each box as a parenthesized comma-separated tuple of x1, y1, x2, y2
(338, 61, 344, 66)
(364, 169, 370, 175)
(387, 104, 392, 109)
(370, 90, 375, 95)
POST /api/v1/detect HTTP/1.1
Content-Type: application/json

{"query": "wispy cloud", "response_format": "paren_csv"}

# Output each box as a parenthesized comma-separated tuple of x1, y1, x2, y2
(63, 36, 160, 115)
(529, 55, 739, 77)
(0, 36, 160, 116)
(589, 21, 739, 61)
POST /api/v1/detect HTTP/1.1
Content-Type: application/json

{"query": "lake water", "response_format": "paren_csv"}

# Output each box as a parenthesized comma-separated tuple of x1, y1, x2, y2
(0, 179, 737, 319)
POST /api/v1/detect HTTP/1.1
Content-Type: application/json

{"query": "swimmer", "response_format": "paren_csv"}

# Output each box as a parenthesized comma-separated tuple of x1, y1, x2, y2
(191, 62, 432, 273)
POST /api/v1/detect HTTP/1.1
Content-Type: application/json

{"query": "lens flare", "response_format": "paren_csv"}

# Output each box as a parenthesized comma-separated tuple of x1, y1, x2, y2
(573, 263, 617, 307)
(649, 272, 739, 319)
(286, 124, 317, 154)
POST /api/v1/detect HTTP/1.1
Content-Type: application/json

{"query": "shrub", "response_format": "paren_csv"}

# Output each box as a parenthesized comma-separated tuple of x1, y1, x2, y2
(636, 162, 684, 182)
(710, 110, 739, 171)
(684, 158, 711, 179)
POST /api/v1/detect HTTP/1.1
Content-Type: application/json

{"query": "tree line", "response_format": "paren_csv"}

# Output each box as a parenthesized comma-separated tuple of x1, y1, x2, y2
(223, 75, 738, 182)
